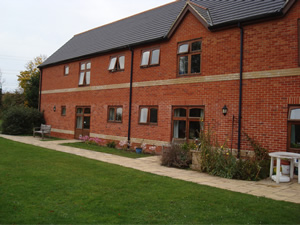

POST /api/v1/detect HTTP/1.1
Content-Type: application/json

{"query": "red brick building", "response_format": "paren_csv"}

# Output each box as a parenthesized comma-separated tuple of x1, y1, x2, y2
(39, 0, 300, 155)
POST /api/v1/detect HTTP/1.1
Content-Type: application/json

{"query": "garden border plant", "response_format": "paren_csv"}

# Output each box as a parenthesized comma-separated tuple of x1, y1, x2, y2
(161, 128, 271, 181)
(198, 129, 270, 181)
(64, 136, 155, 158)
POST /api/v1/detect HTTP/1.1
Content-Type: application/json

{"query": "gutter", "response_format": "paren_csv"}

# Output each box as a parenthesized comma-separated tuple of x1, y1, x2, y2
(237, 22, 244, 159)
(127, 46, 134, 149)
(38, 68, 43, 112)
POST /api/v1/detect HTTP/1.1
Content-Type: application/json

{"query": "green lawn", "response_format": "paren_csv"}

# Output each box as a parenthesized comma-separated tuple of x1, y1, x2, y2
(63, 142, 152, 159)
(0, 137, 299, 224)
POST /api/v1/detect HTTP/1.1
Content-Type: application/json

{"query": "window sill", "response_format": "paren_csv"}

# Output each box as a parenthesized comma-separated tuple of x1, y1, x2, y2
(288, 148, 300, 153)
(177, 73, 201, 77)
(138, 123, 158, 126)
(108, 121, 122, 123)
(140, 64, 160, 68)
(108, 69, 125, 73)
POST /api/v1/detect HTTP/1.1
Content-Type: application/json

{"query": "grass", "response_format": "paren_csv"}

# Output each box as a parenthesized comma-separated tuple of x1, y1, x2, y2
(1, 137, 300, 224)
(63, 142, 152, 159)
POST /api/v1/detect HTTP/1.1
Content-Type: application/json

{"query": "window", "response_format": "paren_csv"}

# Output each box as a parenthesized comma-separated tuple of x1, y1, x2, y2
(173, 106, 204, 140)
(108, 56, 125, 72)
(64, 65, 69, 76)
(108, 106, 123, 122)
(178, 39, 201, 76)
(79, 61, 91, 86)
(139, 106, 158, 124)
(288, 106, 300, 152)
(140, 48, 160, 67)
(61, 106, 66, 116)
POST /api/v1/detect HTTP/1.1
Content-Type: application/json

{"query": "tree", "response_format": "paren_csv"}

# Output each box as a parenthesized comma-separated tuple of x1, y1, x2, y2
(1, 90, 25, 112)
(17, 55, 47, 108)
(24, 72, 40, 108)
(0, 68, 2, 109)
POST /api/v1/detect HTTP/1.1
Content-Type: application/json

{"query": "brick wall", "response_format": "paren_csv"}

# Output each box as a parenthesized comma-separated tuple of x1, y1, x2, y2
(41, 1, 300, 153)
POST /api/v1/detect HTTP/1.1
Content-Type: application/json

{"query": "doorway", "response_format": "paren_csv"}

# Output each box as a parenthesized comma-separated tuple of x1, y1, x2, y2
(75, 106, 91, 139)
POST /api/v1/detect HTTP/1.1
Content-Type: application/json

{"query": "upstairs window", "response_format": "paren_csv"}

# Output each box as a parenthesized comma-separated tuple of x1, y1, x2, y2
(139, 106, 158, 124)
(140, 48, 160, 67)
(108, 56, 125, 72)
(108, 106, 123, 123)
(64, 65, 69, 76)
(288, 106, 300, 152)
(79, 61, 91, 86)
(178, 39, 201, 76)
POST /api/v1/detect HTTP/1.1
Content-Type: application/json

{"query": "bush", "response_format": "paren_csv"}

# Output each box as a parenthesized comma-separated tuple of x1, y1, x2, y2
(106, 141, 116, 149)
(2, 106, 45, 135)
(161, 143, 192, 169)
(199, 130, 270, 181)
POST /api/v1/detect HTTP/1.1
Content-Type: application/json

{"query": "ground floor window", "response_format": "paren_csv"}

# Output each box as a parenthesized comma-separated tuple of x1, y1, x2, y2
(172, 106, 204, 141)
(108, 106, 123, 122)
(139, 106, 158, 125)
(61, 106, 66, 116)
(288, 106, 300, 152)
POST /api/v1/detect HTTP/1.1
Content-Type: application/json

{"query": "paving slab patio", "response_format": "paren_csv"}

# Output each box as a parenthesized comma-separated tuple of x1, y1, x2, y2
(1, 134, 299, 204)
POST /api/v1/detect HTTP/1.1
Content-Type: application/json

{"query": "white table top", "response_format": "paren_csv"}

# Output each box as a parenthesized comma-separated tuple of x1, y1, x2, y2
(269, 152, 300, 159)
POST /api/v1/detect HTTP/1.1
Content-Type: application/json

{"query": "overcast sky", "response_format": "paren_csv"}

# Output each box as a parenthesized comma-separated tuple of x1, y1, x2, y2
(0, 0, 173, 92)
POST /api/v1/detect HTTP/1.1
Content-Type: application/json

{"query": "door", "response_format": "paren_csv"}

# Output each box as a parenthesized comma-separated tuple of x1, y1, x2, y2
(75, 107, 91, 139)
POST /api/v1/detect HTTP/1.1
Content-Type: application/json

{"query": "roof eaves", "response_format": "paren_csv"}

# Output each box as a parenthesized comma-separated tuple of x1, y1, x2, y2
(166, 2, 210, 39)
(39, 36, 166, 69)
(208, 11, 283, 31)
(208, 0, 296, 31)
(164, 2, 189, 39)
(280, 0, 296, 14)
(188, 1, 212, 26)
(206, 8, 213, 26)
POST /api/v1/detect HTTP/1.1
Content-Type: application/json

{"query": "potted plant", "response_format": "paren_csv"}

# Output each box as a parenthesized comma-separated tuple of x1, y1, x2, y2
(135, 141, 146, 154)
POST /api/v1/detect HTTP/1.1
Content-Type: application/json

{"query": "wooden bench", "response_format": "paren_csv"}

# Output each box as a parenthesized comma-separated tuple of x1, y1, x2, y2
(33, 124, 51, 139)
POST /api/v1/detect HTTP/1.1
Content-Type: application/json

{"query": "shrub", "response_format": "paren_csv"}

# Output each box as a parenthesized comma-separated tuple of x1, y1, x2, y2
(161, 143, 192, 169)
(79, 136, 104, 145)
(199, 130, 270, 181)
(2, 106, 45, 135)
(106, 141, 116, 149)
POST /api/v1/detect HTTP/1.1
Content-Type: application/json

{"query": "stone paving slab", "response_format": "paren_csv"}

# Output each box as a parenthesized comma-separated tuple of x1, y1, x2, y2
(0, 134, 299, 204)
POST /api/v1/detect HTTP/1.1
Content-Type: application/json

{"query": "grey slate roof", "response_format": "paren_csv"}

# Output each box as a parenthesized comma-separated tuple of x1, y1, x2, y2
(189, 0, 287, 26)
(40, 0, 288, 68)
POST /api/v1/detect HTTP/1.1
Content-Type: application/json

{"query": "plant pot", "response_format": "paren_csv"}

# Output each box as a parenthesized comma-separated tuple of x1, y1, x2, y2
(136, 148, 142, 154)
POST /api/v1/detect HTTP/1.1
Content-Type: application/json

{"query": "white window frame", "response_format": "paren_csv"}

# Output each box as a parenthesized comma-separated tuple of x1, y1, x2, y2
(108, 56, 125, 72)
(79, 61, 91, 86)
(140, 48, 160, 67)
